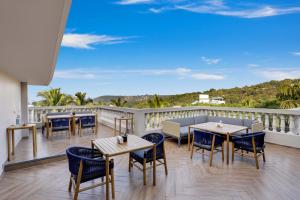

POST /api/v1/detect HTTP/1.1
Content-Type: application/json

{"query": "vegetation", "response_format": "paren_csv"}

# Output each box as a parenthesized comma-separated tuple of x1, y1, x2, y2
(110, 97, 127, 107)
(147, 94, 165, 108)
(33, 79, 300, 109)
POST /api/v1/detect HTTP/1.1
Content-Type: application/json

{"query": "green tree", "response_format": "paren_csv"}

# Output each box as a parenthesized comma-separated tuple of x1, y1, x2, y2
(280, 100, 299, 109)
(147, 94, 164, 108)
(110, 97, 127, 107)
(75, 92, 93, 105)
(37, 88, 67, 106)
(241, 97, 256, 107)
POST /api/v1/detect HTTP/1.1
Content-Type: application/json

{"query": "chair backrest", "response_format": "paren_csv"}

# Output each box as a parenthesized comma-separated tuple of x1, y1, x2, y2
(252, 132, 265, 149)
(142, 133, 165, 157)
(193, 130, 223, 146)
(80, 116, 96, 127)
(51, 117, 70, 129)
(66, 147, 84, 175)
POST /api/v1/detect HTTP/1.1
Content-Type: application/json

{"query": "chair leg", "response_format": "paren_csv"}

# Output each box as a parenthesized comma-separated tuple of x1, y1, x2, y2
(128, 154, 132, 172)
(190, 134, 195, 159)
(178, 137, 181, 147)
(74, 161, 83, 200)
(209, 135, 216, 167)
(143, 158, 147, 185)
(68, 175, 72, 192)
(163, 144, 168, 175)
(111, 169, 115, 199)
(252, 137, 259, 169)
(262, 149, 266, 162)
(221, 142, 224, 162)
(232, 143, 235, 162)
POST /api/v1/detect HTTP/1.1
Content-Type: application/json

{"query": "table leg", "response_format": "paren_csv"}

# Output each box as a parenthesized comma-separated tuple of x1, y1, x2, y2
(72, 116, 76, 136)
(12, 129, 15, 155)
(114, 118, 116, 136)
(153, 144, 156, 186)
(105, 156, 110, 200)
(226, 133, 230, 165)
(119, 119, 121, 135)
(33, 127, 37, 157)
(7, 129, 11, 161)
(131, 117, 134, 134)
(46, 120, 49, 139)
(188, 127, 191, 151)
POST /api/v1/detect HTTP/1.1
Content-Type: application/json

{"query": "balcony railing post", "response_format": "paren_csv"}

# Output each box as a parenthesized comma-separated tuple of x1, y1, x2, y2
(265, 114, 270, 131)
(288, 115, 295, 135)
(280, 115, 286, 134)
(133, 109, 146, 136)
(272, 114, 277, 132)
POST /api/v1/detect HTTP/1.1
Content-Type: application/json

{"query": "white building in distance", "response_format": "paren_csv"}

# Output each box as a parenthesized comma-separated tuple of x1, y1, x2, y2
(192, 94, 225, 105)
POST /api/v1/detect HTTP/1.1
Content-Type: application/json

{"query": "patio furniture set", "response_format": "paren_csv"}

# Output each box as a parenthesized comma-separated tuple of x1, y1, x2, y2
(65, 114, 266, 200)
(42, 111, 98, 138)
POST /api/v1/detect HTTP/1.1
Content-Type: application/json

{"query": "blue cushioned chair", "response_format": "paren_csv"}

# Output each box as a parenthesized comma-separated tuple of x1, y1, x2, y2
(129, 133, 168, 185)
(190, 130, 225, 167)
(232, 132, 266, 169)
(78, 116, 97, 136)
(66, 147, 114, 200)
(48, 117, 71, 138)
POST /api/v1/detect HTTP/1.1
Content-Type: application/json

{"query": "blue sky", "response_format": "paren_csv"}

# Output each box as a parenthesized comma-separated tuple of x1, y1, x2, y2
(29, 0, 300, 102)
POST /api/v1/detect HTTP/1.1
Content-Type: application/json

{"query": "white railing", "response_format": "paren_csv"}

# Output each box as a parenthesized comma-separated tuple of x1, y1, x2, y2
(28, 106, 300, 147)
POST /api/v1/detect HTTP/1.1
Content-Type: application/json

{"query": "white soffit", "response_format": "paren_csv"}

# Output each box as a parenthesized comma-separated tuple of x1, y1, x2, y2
(0, 0, 71, 85)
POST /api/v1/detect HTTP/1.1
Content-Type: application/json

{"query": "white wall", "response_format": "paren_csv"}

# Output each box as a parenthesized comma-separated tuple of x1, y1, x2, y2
(0, 71, 22, 175)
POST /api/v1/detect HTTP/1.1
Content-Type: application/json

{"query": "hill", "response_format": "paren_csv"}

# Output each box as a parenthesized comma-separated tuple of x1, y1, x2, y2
(93, 79, 300, 109)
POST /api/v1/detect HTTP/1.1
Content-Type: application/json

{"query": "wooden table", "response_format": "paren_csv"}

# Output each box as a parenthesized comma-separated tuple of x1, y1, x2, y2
(188, 122, 247, 164)
(114, 116, 133, 135)
(92, 135, 156, 200)
(7, 124, 37, 161)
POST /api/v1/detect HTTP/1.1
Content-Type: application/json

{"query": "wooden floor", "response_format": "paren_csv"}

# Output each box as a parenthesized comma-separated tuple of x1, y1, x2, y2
(1, 126, 300, 200)
(6, 124, 113, 164)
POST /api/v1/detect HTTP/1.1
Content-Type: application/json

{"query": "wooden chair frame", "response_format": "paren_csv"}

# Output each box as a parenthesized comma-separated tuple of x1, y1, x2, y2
(78, 118, 97, 137)
(128, 143, 168, 185)
(232, 136, 266, 169)
(190, 133, 224, 167)
(68, 160, 115, 200)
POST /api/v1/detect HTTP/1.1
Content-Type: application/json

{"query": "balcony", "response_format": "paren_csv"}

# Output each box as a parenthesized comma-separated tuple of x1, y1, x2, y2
(1, 105, 300, 199)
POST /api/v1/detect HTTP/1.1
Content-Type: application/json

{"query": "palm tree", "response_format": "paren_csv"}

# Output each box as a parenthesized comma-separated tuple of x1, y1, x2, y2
(280, 100, 299, 109)
(147, 94, 164, 108)
(37, 88, 67, 106)
(110, 97, 127, 107)
(241, 97, 255, 107)
(75, 92, 92, 105)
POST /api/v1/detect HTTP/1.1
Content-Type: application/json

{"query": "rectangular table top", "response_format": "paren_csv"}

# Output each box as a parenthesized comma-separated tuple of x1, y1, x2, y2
(7, 123, 36, 130)
(74, 113, 96, 117)
(46, 115, 73, 119)
(93, 135, 154, 157)
(190, 122, 247, 135)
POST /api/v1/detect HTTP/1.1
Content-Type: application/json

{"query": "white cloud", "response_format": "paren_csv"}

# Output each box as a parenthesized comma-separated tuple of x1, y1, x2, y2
(191, 73, 224, 80)
(62, 33, 129, 49)
(54, 70, 96, 79)
(116, 0, 152, 5)
(54, 67, 224, 81)
(291, 52, 300, 57)
(145, 1, 300, 18)
(248, 64, 258, 67)
(201, 56, 221, 65)
(257, 69, 300, 80)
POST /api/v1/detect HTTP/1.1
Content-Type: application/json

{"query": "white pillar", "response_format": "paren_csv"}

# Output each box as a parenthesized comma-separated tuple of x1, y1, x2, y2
(272, 115, 277, 132)
(264, 114, 270, 131)
(280, 115, 286, 134)
(133, 110, 146, 136)
(21, 82, 29, 137)
(288, 115, 295, 135)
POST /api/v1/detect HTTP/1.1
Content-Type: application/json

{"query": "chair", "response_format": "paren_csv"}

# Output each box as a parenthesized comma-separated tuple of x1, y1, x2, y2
(129, 133, 168, 185)
(48, 117, 71, 138)
(232, 132, 266, 169)
(66, 147, 114, 200)
(78, 116, 97, 136)
(190, 130, 225, 167)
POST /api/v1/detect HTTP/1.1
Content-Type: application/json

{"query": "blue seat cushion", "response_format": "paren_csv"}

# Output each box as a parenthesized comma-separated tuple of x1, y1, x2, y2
(130, 148, 163, 164)
(82, 123, 95, 128)
(52, 126, 69, 132)
(180, 126, 190, 137)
